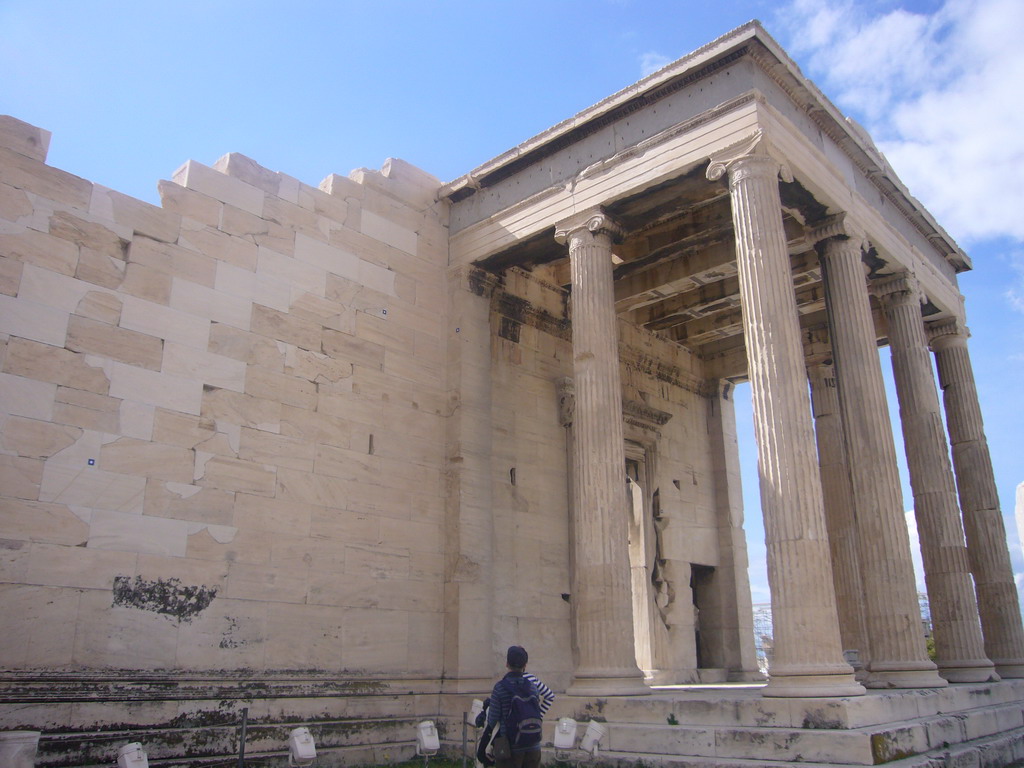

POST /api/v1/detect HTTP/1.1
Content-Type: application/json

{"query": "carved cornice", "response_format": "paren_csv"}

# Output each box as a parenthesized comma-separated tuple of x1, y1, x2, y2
(554, 378, 672, 431)
(622, 398, 673, 429)
(553, 209, 624, 246)
(706, 128, 793, 184)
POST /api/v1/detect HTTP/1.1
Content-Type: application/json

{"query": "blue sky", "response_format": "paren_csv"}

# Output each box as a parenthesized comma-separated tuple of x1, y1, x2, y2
(3, 0, 1022, 606)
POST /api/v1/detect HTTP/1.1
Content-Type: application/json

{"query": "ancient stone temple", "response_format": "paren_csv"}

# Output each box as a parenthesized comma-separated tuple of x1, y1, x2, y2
(2, 21, 1023, 768)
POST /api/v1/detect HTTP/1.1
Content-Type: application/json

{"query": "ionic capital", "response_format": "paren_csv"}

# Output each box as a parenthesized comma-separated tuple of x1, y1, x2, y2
(811, 213, 868, 251)
(873, 272, 921, 309)
(926, 316, 971, 352)
(554, 208, 624, 249)
(706, 129, 793, 185)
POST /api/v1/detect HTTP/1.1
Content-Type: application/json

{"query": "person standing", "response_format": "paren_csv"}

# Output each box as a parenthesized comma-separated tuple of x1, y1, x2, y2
(481, 646, 554, 768)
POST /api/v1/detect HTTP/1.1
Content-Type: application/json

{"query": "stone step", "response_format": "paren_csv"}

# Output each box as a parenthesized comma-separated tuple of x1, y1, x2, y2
(34, 717, 424, 768)
(564, 724, 1024, 768)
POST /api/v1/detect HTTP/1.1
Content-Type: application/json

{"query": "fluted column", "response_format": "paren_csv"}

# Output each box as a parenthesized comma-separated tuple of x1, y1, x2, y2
(817, 228, 945, 689)
(807, 362, 869, 677)
(928, 317, 1024, 677)
(708, 134, 862, 697)
(554, 209, 648, 696)
(876, 274, 996, 682)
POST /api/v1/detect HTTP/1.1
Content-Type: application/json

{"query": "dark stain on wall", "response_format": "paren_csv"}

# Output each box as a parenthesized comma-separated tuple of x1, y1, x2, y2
(112, 575, 218, 622)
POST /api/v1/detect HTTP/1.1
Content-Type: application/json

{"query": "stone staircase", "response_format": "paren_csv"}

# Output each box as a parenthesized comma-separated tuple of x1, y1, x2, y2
(534, 681, 1024, 767)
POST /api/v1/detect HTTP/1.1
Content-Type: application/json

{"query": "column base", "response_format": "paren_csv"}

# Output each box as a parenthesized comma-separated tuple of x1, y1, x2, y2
(864, 660, 948, 689)
(938, 658, 1000, 683)
(568, 672, 650, 696)
(763, 672, 864, 698)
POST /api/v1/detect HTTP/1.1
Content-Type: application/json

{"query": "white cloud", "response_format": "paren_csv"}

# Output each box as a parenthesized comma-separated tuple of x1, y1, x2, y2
(774, 0, 1024, 245)
(639, 51, 672, 78)
(1006, 251, 1024, 315)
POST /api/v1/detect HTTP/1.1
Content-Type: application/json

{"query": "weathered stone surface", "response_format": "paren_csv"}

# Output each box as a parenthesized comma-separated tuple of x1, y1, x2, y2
(196, 454, 276, 496)
(66, 314, 164, 370)
(53, 386, 121, 433)
(0, 115, 51, 162)
(157, 178, 222, 228)
(0, 227, 79, 275)
(144, 479, 234, 526)
(2, 416, 82, 458)
(75, 290, 122, 324)
(0, 454, 43, 500)
(100, 437, 194, 483)
(3, 337, 109, 393)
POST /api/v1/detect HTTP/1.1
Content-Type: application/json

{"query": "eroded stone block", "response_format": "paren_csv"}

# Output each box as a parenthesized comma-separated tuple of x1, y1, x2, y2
(66, 314, 164, 370)
(3, 337, 109, 393)
(0, 116, 51, 162)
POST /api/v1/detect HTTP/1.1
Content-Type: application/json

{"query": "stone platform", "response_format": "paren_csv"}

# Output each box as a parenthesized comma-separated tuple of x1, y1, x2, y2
(538, 681, 1024, 767)
(2, 675, 1023, 766)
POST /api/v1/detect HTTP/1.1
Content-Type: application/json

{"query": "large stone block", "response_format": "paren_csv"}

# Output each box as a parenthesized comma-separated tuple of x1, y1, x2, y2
(0, 371, 57, 421)
(2, 415, 81, 459)
(201, 387, 281, 432)
(223, 560, 308, 604)
(99, 437, 194, 483)
(215, 260, 289, 313)
(0, 116, 51, 162)
(162, 342, 246, 392)
(130, 235, 216, 288)
(144, 479, 234, 526)
(170, 278, 251, 329)
(175, 595, 267, 670)
(0, 145, 91, 209)
(361, 208, 418, 256)
(66, 314, 164, 370)
(196, 454, 276, 496)
(172, 160, 265, 217)
(3, 337, 109, 393)
(121, 261, 173, 304)
(157, 179, 222, 228)
(263, 603, 345, 669)
(90, 184, 181, 244)
(0, 454, 42, 501)
(23, 541, 138, 590)
(120, 294, 210, 349)
(0, 498, 89, 545)
(73, 589, 179, 668)
(0, 227, 80, 276)
(107, 361, 202, 415)
(86, 507, 191, 557)
(233, 493, 314, 536)
(53, 386, 121, 432)
(75, 290, 122, 324)
(238, 427, 315, 472)
(0, 584, 79, 667)
(245, 367, 317, 410)
(181, 222, 259, 270)
(0, 292, 70, 346)
(258, 245, 327, 297)
(250, 303, 322, 351)
(207, 321, 285, 368)
(0, 253, 23, 295)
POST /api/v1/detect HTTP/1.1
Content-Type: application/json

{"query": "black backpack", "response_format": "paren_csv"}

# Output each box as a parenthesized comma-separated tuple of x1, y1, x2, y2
(503, 675, 543, 749)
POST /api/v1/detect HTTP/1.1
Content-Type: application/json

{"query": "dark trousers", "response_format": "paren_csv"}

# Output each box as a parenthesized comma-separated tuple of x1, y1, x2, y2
(496, 748, 541, 768)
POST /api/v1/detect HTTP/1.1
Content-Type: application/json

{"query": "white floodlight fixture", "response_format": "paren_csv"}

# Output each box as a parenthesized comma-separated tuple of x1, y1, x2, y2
(116, 743, 149, 768)
(470, 698, 484, 724)
(553, 716, 578, 759)
(416, 720, 440, 756)
(579, 721, 607, 756)
(288, 727, 317, 767)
